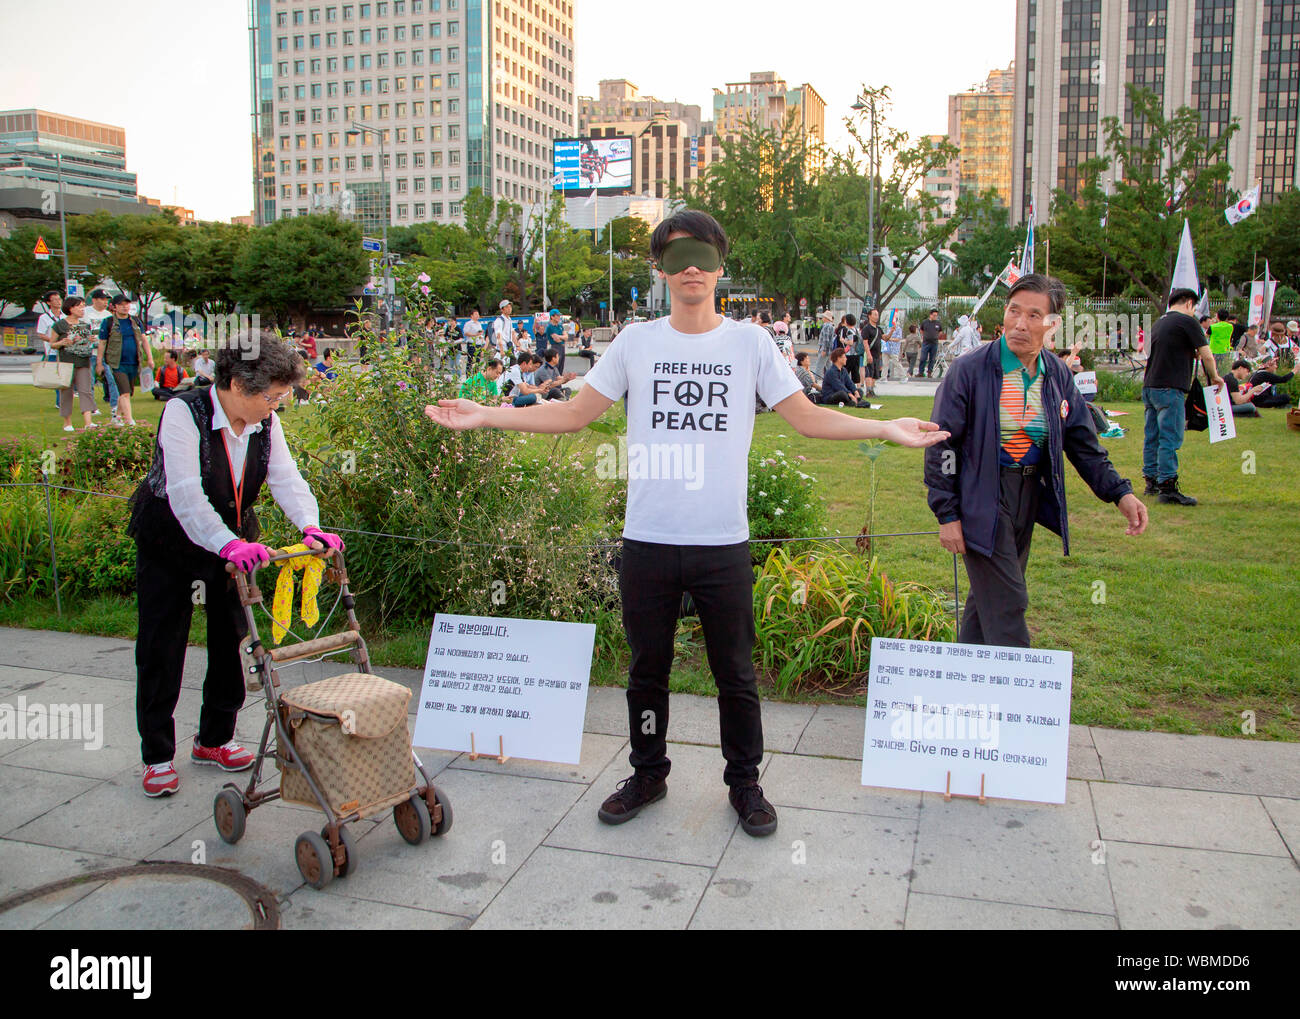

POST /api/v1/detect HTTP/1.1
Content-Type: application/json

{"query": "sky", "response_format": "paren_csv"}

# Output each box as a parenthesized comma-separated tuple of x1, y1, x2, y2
(0, 0, 1015, 222)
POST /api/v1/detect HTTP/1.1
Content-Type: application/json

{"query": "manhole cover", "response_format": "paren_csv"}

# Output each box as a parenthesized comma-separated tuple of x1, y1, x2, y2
(0, 863, 280, 930)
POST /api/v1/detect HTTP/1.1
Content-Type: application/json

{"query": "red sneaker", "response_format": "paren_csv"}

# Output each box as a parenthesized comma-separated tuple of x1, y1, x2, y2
(143, 762, 180, 798)
(190, 739, 255, 772)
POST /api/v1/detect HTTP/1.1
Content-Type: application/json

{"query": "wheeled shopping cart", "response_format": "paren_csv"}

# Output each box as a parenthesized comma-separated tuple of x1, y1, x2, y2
(212, 547, 451, 890)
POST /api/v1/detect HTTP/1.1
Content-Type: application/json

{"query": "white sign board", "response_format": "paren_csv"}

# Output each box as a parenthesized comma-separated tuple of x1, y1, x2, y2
(1205, 384, 1236, 444)
(861, 638, 1073, 804)
(413, 613, 595, 764)
(1247, 279, 1276, 327)
(1073, 370, 1097, 395)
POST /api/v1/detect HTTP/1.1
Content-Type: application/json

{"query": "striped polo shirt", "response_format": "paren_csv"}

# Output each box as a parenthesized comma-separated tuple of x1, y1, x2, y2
(998, 337, 1047, 465)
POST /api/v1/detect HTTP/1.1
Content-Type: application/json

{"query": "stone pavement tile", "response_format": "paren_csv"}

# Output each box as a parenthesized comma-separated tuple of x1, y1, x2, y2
(473, 846, 711, 930)
(690, 807, 916, 930)
(281, 888, 471, 930)
(1106, 841, 1300, 930)
(760, 701, 817, 753)
(1092, 783, 1290, 857)
(148, 803, 382, 899)
(0, 628, 143, 684)
(38, 872, 255, 930)
(0, 764, 100, 836)
(0, 665, 63, 696)
(794, 704, 865, 760)
(654, 693, 814, 755)
(1, 702, 140, 780)
(448, 732, 626, 785)
(910, 780, 1112, 914)
(544, 742, 756, 868)
(1092, 728, 1300, 798)
(0, 881, 108, 931)
(0, 839, 133, 900)
(328, 768, 583, 917)
(583, 685, 626, 737)
(904, 892, 1117, 930)
(0, 670, 135, 710)
(1068, 725, 1102, 781)
(762, 752, 922, 819)
(1261, 797, 1300, 861)
(8, 767, 216, 859)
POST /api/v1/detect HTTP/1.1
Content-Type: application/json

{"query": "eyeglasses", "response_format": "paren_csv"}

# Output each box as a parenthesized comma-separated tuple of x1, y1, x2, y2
(260, 388, 293, 406)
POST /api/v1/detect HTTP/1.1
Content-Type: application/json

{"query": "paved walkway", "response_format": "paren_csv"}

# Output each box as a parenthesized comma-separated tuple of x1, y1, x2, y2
(0, 627, 1296, 930)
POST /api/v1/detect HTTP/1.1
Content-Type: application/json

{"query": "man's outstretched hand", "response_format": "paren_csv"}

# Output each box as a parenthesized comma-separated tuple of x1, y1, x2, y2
(880, 418, 951, 448)
(424, 399, 489, 431)
(1117, 493, 1148, 536)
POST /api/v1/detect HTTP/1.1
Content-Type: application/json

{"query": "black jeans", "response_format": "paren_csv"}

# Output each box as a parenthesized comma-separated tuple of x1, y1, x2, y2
(958, 468, 1043, 648)
(620, 538, 762, 786)
(135, 545, 248, 765)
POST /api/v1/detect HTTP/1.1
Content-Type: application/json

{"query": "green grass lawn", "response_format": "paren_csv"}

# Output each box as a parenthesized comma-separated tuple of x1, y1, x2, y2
(2, 386, 1296, 738)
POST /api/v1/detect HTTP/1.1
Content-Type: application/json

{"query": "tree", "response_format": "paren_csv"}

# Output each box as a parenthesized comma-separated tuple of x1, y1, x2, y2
(144, 221, 250, 317)
(68, 210, 183, 319)
(0, 225, 74, 317)
(232, 214, 368, 327)
(1047, 86, 1238, 303)
(598, 215, 651, 258)
(949, 190, 1022, 292)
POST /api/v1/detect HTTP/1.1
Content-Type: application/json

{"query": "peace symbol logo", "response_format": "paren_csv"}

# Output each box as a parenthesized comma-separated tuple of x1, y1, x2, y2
(675, 380, 704, 406)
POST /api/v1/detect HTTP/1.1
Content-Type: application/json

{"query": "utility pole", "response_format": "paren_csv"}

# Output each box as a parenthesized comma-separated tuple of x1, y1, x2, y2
(852, 92, 879, 309)
(55, 153, 70, 287)
(346, 122, 390, 332)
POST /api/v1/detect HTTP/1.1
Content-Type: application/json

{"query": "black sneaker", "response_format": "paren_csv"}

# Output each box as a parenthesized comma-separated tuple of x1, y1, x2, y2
(597, 774, 666, 825)
(1157, 475, 1197, 506)
(729, 783, 778, 837)
(1142, 475, 1158, 496)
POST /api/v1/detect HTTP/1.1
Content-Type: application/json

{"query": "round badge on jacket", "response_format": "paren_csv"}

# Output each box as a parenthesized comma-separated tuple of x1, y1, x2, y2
(1059, 399, 1069, 420)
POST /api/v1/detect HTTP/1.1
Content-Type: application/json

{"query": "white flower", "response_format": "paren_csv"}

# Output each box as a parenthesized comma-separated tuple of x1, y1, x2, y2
(758, 491, 767, 497)
(774, 508, 784, 515)
(774, 449, 785, 456)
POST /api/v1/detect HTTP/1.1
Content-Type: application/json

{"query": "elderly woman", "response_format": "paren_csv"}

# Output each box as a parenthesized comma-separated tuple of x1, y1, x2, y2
(127, 331, 344, 799)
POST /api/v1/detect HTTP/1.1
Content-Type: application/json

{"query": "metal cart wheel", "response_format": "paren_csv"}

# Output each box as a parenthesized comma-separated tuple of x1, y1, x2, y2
(427, 784, 453, 837)
(214, 789, 247, 845)
(393, 794, 431, 845)
(295, 830, 336, 889)
(322, 824, 360, 878)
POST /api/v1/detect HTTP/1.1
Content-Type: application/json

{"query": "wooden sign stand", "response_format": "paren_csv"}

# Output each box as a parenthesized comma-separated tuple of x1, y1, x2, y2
(944, 770, 987, 805)
(469, 732, 509, 764)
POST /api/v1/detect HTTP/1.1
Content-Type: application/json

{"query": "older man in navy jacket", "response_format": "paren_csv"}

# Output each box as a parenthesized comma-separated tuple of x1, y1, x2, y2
(924, 274, 1148, 648)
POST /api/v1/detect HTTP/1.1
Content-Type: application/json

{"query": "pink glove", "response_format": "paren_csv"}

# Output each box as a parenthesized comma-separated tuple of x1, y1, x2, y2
(220, 539, 273, 572)
(303, 526, 345, 551)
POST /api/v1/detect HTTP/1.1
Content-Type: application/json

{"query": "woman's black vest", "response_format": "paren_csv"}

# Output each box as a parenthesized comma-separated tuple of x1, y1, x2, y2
(128, 388, 272, 565)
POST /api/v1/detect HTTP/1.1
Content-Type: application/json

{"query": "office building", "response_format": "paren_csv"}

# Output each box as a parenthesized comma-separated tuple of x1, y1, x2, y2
(712, 71, 826, 176)
(948, 63, 1015, 212)
(1013, 0, 1299, 224)
(248, 0, 576, 230)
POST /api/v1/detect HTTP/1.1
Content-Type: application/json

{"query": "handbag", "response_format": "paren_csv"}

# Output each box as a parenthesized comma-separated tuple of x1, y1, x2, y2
(139, 366, 155, 393)
(1184, 364, 1209, 431)
(31, 360, 73, 390)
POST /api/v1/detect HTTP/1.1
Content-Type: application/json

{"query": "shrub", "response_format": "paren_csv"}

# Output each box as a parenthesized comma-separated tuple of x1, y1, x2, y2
(752, 544, 955, 695)
(57, 425, 155, 493)
(747, 446, 825, 561)
(61, 489, 136, 597)
(0, 481, 75, 601)
(1094, 371, 1143, 403)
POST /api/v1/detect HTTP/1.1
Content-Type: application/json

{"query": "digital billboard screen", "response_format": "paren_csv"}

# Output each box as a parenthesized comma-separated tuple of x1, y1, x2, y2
(553, 136, 632, 194)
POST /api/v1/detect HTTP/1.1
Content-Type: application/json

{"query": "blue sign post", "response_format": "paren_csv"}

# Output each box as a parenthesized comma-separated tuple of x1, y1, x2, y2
(362, 237, 383, 253)
(630, 286, 638, 300)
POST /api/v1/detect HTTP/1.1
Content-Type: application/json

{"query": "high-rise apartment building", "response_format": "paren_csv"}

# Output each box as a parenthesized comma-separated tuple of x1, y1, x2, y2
(948, 64, 1015, 212)
(248, 0, 576, 230)
(1013, 0, 1299, 224)
(923, 134, 961, 226)
(712, 71, 826, 175)
(578, 80, 720, 199)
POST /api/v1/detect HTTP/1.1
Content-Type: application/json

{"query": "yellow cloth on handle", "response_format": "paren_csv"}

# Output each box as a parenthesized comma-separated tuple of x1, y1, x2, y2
(270, 544, 325, 644)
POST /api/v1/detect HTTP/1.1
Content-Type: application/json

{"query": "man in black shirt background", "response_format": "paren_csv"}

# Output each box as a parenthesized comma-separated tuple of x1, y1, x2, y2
(918, 309, 942, 377)
(1142, 288, 1224, 506)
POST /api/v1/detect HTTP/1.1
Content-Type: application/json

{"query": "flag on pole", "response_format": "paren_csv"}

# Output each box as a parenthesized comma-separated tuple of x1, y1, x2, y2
(584, 188, 597, 208)
(1000, 260, 1022, 287)
(1170, 219, 1201, 297)
(1260, 260, 1276, 330)
(1021, 201, 1035, 275)
(1224, 185, 1260, 225)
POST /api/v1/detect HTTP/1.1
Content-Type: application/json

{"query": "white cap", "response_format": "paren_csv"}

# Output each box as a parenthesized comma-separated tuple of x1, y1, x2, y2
(499, 299, 511, 309)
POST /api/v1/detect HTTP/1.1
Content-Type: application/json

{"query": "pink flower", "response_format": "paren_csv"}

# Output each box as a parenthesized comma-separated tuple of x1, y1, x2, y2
(420, 285, 430, 295)
(417, 272, 431, 283)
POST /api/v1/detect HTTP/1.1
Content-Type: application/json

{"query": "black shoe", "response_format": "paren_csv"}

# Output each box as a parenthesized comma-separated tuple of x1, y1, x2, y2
(1157, 476, 1197, 506)
(597, 774, 666, 825)
(729, 783, 778, 837)
(1143, 475, 1158, 496)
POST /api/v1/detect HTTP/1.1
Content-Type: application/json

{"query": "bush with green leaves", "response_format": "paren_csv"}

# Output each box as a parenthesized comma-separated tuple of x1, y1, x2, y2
(1094, 371, 1144, 403)
(0, 483, 75, 601)
(60, 489, 136, 597)
(751, 544, 955, 695)
(747, 446, 825, 560)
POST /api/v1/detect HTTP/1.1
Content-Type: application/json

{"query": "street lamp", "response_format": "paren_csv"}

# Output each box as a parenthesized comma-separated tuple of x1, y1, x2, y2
(345, 121, 390, 331)
(850, 92, 879, 310)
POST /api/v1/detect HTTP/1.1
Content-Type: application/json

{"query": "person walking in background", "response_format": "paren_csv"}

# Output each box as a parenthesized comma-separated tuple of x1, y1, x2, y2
(861, 307, 883, 395)
(50, 295, 99, 432)
(815, 310, 836, 377)
(98, 294, 155, 427)
(839, 313, 861, 384)
(902, 324, 922, 379)
(918, 309, 942, 377)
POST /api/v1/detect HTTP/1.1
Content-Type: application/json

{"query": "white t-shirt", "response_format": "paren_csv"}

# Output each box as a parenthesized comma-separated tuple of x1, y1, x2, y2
(36, 311, 57, 356)
(584, 316, 802, 545)
(463, 317, 484, 339)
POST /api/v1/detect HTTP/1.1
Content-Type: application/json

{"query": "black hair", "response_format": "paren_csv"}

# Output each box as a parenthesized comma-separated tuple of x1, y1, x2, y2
(1217, 309, 1230, 320)
(321, 347, 334, 360)
(649, 208, 729, 261)
(830, 348, 847, 362)
(166, 349, 179, 361)
(843, 313, 857, 327)
(215, 329, 306, 393)
(1198, 315, 1211, 324)
(543, 348, 559, 362)
(42, 289, 61, 302)
(908, 324, 918, 333)
(758, 311, 771, 324)
(62, 295, 85, 312)
(929, 308, 939, 316)
(1168, 288, 1199, 309)
(484, 358, 502, 370)
(1006, 273, 1066, 315)
(1231, 359, 1251, 372)
(795, 351, 809, 365)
